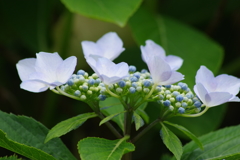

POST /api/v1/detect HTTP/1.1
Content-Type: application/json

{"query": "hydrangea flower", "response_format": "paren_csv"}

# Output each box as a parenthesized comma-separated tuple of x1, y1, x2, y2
(16, 52, 77, 93)
(81, 32, 125, 61)
(141, 42, 184, 85)
(86, 55, 129, 85)
(194, 66, 240, 107)
(141, 40, 183, 70)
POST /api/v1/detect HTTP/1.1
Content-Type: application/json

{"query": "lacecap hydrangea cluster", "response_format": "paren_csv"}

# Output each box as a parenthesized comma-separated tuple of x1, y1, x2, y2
(61, 65, 203, 115)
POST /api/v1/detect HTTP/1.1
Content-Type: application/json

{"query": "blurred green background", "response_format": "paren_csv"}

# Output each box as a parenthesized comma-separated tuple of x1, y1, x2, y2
(0, 0, 240, 159)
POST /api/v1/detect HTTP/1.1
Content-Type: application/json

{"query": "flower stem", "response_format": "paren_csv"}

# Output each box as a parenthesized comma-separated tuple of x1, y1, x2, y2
(180, 106, 209, 117)
(87, 102, 123, 139)
(105, 85, 120, 98)
(132, 117, 162, 143)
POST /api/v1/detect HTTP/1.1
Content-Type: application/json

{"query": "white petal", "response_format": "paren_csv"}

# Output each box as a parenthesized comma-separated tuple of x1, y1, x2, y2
(215, 74, 240, 95)
(206, 92, 233, 107)
(114, 62, 129, 78)
(35, 52, 63, 82)
(229, 96, 240, 102)
(147, 55, 170, 84)
(100, 75, 124, 85)
(20, 80, 49, 93)
(195, 66, 217, 91)
(96, 57, 116, 76)
(194, 83, 209, 105)
(141, 40, 166, 63)
(96, 32, 125, 61)
(57, 56, 77, 83)
(85, 56, 99, 75)
(81, 41, 101, 58)
(165, 55, 183, 70)
(160, 71, 184, 85)
(16, 58, 36, 81)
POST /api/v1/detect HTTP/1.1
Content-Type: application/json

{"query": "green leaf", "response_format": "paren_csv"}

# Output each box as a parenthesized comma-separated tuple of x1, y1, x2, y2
(133, 112, 144, 131)
(78, 136, 135, 160)
(163, 121, 203, 150)
(0, 130, 55, 160)
(0, 110, 76, 160)
(45, 112, 97, 143)
(100, 97, 125, 131)
(99, 111, 126, 126)
(160, 123, 182, 160)
(129, 8, 223, 89)
(182, 125, 240, 160)
(60, 0, 143, 27)
(0, 155, 21, 160)
(135, 102, 149, 123)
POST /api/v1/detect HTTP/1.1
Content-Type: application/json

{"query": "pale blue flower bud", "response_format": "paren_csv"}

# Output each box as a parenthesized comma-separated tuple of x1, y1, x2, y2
(141, 69, 148, 73)
(172, 91, 180, 97)
(129, 87, 136, 93)
(88, 79, 95, 85)
(95, 78, 101, 84)
(129, 65, 136, 73)
(132, 82, 138, 88)
(67, 79, 74, 86)
(143, 80, 151, 87)
(133, 72, 141, 79)
(163, 100, 171, 107)
(77, 70, 85, 75)
(182, 102, 187, 108)
(130, 76, 138, 82)
(178, 82, 188, 90)
(176, 95, 183, 102)
(82, 85, 88, 91)
(186, 93, 193, 99)
(118, 81, 126, 87)
(158, 94, 164, 100)
(194, 101, 202, 108)
(98, 94, 107, 101)
(178, 107, 185, 114)
(74, 90, 81, 96)
(165, 85, 171, 89)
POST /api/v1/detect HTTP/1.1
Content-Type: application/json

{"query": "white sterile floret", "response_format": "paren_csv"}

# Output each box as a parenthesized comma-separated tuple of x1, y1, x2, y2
(16, 52, 77, 93)
(194, 66, 240, 107)
(81, 32, 125, 61)
(141, 40, 183, 70)
(141, 53, 184, 85)
(86, 55, 129, 85)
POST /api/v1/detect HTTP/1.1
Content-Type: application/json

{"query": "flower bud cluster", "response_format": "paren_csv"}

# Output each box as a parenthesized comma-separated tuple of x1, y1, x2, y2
(60, 70, 107, 101)
(156, 82, 203, 114)
(106, 66, 153, 98)
(60, 66, 203, 115)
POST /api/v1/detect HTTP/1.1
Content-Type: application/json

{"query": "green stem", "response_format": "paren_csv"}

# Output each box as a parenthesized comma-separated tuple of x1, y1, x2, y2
(133, 84, 157, 110)
(132, 118, 162, 143)
(88, 102, 123, 139)
(105, 85, 120, 98)
(180, 106, 209, 117)
(124, 109, 133, 136)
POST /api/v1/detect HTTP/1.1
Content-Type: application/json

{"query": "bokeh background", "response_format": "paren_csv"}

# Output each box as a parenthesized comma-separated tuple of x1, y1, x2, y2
(0, 0, 240, 159)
